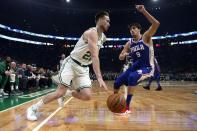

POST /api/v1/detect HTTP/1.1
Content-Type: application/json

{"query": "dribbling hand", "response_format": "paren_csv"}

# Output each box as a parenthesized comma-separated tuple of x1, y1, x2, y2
(98, 78, 108, 91)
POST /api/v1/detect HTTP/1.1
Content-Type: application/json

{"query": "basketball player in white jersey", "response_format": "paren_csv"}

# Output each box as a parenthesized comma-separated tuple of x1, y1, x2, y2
(27, 11, 110, 121)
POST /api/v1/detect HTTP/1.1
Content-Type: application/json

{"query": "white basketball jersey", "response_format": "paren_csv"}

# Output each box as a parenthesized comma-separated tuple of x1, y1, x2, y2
(70, 27, 106, 65)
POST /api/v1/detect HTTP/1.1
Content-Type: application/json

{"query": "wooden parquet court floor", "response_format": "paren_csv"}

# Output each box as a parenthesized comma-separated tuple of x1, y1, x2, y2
(0, 81, 196, 131)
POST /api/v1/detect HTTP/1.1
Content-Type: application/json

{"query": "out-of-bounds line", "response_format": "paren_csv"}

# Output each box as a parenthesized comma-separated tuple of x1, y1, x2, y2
(0, 95, 44, 113)
(33, 97, 73, 131)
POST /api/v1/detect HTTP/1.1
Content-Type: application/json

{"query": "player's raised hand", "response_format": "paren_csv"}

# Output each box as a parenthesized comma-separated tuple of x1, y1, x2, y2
(136, 5, 146, 13)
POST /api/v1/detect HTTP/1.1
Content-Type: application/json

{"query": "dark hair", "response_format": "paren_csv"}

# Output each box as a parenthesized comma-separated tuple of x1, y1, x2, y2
(128, 23, 142, 30)
(95, 11, 109, 23)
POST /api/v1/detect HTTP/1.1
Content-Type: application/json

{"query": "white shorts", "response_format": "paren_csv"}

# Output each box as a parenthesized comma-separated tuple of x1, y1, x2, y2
(57, 57, 91, 89)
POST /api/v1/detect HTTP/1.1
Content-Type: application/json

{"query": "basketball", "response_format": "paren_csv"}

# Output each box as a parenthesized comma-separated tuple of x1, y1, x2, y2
(107, 94, 126, 113)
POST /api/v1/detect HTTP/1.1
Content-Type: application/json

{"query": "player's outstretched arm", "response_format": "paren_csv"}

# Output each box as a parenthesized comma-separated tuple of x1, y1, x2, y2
(136, 5, 160, 42)
(86, 30, 108, 91)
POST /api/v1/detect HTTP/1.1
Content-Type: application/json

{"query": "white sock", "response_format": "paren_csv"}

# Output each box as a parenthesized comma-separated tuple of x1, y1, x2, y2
(11, 85, 14, 91)
(65, 89, 73, 97)
(31, 99, 44, 111)
(15, 86, 18, 90)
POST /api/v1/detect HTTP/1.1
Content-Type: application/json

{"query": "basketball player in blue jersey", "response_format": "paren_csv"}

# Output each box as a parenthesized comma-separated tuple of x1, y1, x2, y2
(143, 58, 162, 91)
(114, 5, 160, 114)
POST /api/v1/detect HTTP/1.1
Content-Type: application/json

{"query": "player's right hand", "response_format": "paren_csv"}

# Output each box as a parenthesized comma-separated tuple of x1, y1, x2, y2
(98, 78, 108, 91)
(136, 5, 146, 13)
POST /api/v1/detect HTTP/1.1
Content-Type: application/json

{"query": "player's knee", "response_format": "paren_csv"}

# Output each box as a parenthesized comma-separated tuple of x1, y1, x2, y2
(114, 80, 121, 90)
(128, 74, 137, 86)
(55, 90, 65, 98)
(83, 93, 91, 101)
(128, 74, 135, 81)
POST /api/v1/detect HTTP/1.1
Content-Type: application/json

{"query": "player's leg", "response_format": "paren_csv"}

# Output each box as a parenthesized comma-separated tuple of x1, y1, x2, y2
(125, 71, 140, 112)
(27, 84, 68, 121)
(58, 83, 92, 108)
(72, 88, 92, 100)
(114, 71, 138, 115)
(155, 73, 162, 91)
(114, 65, 137, 94)
(143, 76, 154, 90)
(27, 57, 73, 121)
(58, 63, 92, 107)
(70, 70, 92, 101)
(126, 68, 152, 112)
(123, 85, 127, 99)
(114, 70, 130, 94)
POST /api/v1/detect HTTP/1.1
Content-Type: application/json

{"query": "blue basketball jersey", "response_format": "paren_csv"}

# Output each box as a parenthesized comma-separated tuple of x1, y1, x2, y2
(114, 38, 155, 88)
(129, 38, 154, 69)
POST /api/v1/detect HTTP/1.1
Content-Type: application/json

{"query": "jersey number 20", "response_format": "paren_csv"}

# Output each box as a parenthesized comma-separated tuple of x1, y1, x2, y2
(82, 51, 91, 61)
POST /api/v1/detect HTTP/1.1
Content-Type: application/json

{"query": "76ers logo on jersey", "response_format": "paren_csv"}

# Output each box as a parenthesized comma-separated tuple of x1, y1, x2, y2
(130, 44, 144, 58)
(130, 44, 144, 53)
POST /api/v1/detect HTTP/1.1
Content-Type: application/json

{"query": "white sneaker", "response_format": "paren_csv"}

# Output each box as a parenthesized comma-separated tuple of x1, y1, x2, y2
(2, 91, 9, 96)
(27, 107, 38, 121)
(57, 90, 72, 107)
(114, 110, 131, 116)
(125, 110, 131, 114)
(58, 96, 65, 107)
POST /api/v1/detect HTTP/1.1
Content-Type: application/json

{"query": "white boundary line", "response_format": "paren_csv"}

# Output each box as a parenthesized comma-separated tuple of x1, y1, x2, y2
(0, 95, 44, 113)
(0, 91, 107, 113)
(0, 88, 56, 113)
(33, 97, 73, 131)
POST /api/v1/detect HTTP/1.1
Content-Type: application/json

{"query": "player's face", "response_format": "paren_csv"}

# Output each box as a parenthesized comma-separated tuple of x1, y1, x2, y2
(99, 16, 110, 32)
(130, 26, 140, 37)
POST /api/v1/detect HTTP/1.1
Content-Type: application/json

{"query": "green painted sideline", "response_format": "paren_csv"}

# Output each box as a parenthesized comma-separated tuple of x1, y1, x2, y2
(18, 88, 56, 98)
(0, 85, 56, 111)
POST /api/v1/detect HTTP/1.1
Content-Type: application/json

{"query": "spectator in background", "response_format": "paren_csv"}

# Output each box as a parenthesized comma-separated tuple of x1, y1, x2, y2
(17, 63, 28, 91)
(25, 65, 36, 91)
(46, 69, 52, 87)
(59, 53, 65, 69)
(9, 61, 23, 95)
(0, 56, 11, 97)
(38, 68, 48, 89)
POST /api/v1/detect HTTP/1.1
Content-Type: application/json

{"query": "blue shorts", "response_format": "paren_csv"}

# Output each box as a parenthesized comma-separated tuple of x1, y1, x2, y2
(114, 66, 152, 88)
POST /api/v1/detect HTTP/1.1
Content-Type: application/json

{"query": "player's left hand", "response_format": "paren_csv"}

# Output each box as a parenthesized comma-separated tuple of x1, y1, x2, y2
(136, 5, 146, 13)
